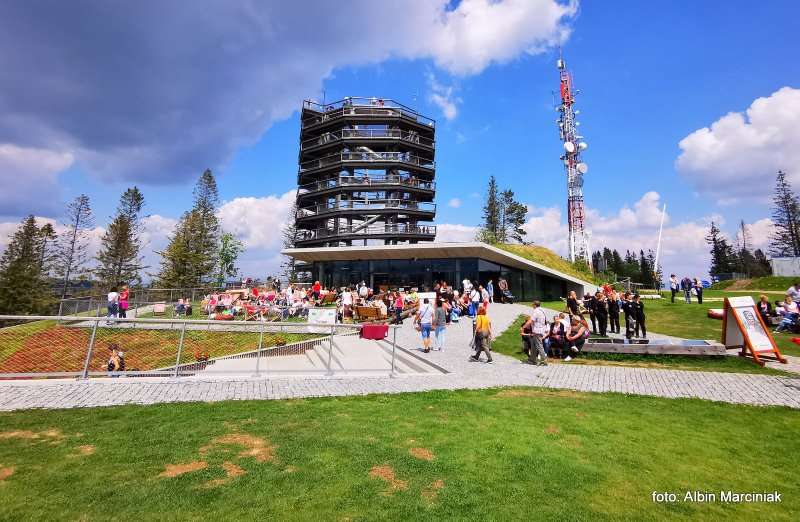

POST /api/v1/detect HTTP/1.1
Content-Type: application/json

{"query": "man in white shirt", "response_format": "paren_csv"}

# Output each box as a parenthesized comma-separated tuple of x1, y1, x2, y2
(522, 301, 548, 366)
(669, 274, 679, 303)
(341, 287, 353, 318)
(106, 287, 119, 325)
(463, 278, 472, 294)
(469, 287, 481, 317)
(787, 283, 800, 304)
(416, 298, 434, 353)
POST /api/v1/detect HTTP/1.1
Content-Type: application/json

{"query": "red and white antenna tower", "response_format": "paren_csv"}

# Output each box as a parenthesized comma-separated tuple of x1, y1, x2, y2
(556, 54, 590, 264)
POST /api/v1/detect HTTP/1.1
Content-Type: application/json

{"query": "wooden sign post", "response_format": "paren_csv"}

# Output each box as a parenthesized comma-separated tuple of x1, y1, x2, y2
(722, 296, 787, 366)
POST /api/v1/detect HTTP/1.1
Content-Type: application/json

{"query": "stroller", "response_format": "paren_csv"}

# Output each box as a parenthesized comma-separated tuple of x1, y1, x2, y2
(501, 290, 515, 304)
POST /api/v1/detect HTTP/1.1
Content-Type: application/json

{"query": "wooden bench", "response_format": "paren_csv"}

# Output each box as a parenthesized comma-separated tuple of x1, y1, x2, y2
(354, 306, 386, 322)
(320, 293, 338, 305)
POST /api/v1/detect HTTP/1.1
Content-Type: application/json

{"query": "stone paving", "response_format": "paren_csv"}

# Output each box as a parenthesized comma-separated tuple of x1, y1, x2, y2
(0, 303, 798, 411)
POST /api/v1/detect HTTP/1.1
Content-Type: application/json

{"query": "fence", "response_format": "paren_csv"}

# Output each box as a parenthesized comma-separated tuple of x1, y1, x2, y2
(0, 316, 401, 380)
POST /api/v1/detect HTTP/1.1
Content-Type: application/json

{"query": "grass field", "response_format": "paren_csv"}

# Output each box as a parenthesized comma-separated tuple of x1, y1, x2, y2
(539, 290, 800, 359)
(491, 315, 789, 375)
(711, 276, 796, 291)
(0, 389, 796, 520)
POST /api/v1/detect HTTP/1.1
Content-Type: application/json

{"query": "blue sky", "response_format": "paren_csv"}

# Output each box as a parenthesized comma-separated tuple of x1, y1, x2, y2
(1, 0, 799, 279)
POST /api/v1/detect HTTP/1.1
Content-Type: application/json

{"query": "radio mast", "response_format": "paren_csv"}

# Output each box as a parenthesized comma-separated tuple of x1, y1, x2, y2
(556, 54, 590, 264)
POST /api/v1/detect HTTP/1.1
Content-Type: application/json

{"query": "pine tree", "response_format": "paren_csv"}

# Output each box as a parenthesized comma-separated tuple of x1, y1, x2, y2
(157, 170, 221, 288)
(38, 223, 57, 274)
(55, 194, 94, 299)
(281, 198, 299, 282)
(477, 176, 500, 243)
(498, 189, 527, 243)
(0, 216, 51, 314)
(95, 187, 146, 288)
(769, 170, 800, 257)
(706, 221, 736, 277)
(753, 249, 773, 277)
(216, 232, 244, 286)
(611, 249, 624, 276)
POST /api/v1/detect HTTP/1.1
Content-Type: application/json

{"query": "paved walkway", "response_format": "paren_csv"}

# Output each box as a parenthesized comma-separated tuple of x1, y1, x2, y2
(0, 304, 798, 411)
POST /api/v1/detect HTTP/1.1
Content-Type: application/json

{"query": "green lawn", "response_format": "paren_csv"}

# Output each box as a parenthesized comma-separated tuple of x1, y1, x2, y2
(539, 291, 800, 359)
(0, 390, 797, 520)
(492, 315, 789, 375)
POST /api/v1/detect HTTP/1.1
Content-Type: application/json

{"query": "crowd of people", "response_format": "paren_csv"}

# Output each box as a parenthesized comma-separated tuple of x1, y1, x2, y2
(668, 274, 706, 304)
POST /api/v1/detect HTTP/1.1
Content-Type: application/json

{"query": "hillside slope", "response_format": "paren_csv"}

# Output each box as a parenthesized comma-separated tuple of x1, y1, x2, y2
(493, 243, 599, 284)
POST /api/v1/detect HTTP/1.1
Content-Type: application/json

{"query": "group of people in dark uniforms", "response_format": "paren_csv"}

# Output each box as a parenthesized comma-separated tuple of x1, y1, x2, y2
(566, 289, 647, 340)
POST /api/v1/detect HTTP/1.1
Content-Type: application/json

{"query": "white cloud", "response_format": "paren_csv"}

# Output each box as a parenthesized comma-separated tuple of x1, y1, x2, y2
(736, 218, 773, 252)
(0, 0, 576, 194)
(435, 223, 478, 243)
(447, 198, 462, 208)
(0, 144, 74, 216)
(217, 191, 296, 250)
(427, 72, 461, 120)
(676, 86, 800, 203)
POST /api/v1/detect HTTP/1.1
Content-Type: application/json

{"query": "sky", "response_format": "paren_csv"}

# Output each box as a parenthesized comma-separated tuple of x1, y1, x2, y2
(1, 0, 799, 281)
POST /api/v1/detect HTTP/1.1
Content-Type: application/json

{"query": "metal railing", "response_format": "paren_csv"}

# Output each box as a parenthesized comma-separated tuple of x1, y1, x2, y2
(296, 200, 436, 219)
(58, 287, 227, 317)
(298, 175, 435, 194)
(295, 224, 436, 242)
(299, 151, 434, 173)
(0, 315, 401, 380)
(301, 128, 434, 150)
(302, 97, 436, 127)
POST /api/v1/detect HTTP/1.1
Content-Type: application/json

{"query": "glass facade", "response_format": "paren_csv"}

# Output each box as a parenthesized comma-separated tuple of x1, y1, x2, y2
(312, 257, 569, 301)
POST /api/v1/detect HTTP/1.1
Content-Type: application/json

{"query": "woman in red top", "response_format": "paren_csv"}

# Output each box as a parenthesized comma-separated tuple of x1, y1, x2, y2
(312, 281, 321, 300)
(118, 285, 130, 318)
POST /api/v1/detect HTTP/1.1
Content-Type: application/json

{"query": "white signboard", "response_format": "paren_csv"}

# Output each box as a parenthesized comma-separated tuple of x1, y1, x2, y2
(417, 292, 437, 302)
(724, 296, 774, 352)
(307, 307, 337, 334)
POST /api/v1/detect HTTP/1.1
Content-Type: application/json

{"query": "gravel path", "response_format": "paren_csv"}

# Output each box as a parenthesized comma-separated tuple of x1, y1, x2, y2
(0, 303, 798, 411)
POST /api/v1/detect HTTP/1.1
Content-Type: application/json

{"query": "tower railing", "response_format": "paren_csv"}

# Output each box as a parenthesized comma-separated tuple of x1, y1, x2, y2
(295, 224, 437, 243)
(297, 175, 435, 195)
(296, 200, 436, 219)
(301, 128, 434, 150)
(299, 152, 434, 173)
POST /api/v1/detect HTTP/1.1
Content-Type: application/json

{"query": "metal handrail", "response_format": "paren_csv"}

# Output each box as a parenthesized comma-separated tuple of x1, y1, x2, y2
(0, 315, 372, 328)
(303, 97, 435, 127)
(299, 151, 434, 172)
(298, 174, 435, 193)
(297, 200, 436, 218)
(301, 128, 434, 149)
(296, 224, 437, 241)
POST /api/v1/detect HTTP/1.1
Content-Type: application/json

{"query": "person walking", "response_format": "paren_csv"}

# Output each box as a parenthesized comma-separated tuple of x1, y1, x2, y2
(522, 301, 548, 366)
(479, 284, 490, 311)
(433, 298, 448, 351)
(469, 286, 481, 318)
(566, 290, 580, 317)
(469, 305, 493, 363)
(681, 276, 692, 304)
(486, 279, 494, 304)
(608, 291, 621, 334)
(595, 292, 609, 337)
(693, 278, 704, 305)
(633, 294, 647, 338)
(416, 298, 434, 353)
(669, 274, 679, 303)
(106, 287, 119, 325)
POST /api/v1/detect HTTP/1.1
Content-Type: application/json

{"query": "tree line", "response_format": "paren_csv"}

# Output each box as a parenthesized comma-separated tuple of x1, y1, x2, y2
(0, 169, 244, 315)
(705, 171, 796, 279)
(590, 248, 661, 288)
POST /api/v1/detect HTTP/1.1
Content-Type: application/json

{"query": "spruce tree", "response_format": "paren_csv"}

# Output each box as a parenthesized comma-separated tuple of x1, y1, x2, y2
(95, 187, 146, 288)
(55, 194, 94, 298)
(157, 170, 221, 288)
(769, 170, 800, 257)
(0, 216, 51, 314)
(38, 223, 57, 274)
(477, 176, 500, 243)
(281, 198, 299, 281)
(706, 221, 735, 277)
(498, 189, 527, 243)
(216, 232, 244, 286)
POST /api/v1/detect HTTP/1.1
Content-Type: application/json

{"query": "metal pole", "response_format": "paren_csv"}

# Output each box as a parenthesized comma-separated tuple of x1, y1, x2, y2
(81, 318, 99, 379)
(326, 324, 334, 375)
(254, 321, 265, 377)
(88, 297, 93, 317)
(57, 300, 63, 321)
(96, 303, 101, 319)
(390, 326, 397, 377)
(173, 320, 187, 378)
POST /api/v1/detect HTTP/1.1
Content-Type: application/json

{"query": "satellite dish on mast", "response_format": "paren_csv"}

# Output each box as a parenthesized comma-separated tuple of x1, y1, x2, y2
(564, 142, 575, 153)
(577, 162, 589, 174)
(578, 142, 588, 151)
